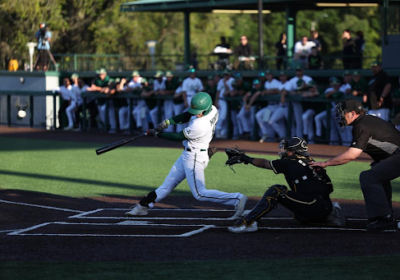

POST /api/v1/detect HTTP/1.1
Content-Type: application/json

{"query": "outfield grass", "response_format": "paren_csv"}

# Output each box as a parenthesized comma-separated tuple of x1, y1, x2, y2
(1, 136, 399, 200)
(1, 255, 400, 280)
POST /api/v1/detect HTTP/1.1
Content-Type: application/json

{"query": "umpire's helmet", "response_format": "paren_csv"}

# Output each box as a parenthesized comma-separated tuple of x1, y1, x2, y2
(335, 98, 365, 128)
(188, 92, 213, 116)
(279, 137, 309, 157)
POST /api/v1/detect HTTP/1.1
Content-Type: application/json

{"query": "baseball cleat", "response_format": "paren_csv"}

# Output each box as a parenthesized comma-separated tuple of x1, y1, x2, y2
(125, 204, 148, 216)
(366, 217, 397, 231)
(228, 221, 258, 233)
(231, 195, 248, 219)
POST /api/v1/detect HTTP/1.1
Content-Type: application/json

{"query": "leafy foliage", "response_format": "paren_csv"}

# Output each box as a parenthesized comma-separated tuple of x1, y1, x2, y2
(0, 1, 382, 69)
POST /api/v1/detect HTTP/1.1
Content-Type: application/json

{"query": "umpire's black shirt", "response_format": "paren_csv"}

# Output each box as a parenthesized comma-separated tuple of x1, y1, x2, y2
(350, 114, 400, 162)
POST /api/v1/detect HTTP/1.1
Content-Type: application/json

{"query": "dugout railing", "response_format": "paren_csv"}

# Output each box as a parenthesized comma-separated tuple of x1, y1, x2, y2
(80, 91, 361, 143)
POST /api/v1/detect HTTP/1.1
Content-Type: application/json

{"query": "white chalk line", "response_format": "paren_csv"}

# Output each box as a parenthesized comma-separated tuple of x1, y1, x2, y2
(7, 221, 215, 238)
(0, 229, 20, 233)
(0, 199, 83, 213)
(68, 209, 103, 218)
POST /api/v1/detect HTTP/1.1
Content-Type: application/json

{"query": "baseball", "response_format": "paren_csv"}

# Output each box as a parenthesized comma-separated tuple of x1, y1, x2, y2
(17, 110, 26, 118)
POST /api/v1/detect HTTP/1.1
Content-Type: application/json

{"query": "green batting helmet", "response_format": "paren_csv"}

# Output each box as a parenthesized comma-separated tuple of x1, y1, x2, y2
(188, 92, 213, 116)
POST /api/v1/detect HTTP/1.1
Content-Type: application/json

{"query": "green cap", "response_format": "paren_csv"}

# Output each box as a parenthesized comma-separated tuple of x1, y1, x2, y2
(188, 68, 196, 74)
(253, 79, 260, 85)
(343, 70, 352, 76)
(279, 71, 287, 76)
(96, 68, 107, 74)
(132, 70, 140, 77)
(207, 75, 214, 80)
(223, 69, 231, 75)
(234, 72, 242, 80)
(265, 69, 272, 75)
(141, 77, 148, 84)
(296, 79, 305, 90)
(308, 80, 317, 87)
(353, 71, 361, 76)
(148, 78, 154, 85)
(71, 73, 79, 79)
(154, 70, 164, 78)
(331, 78, 341, 85)
(258, 71, 266, 77)
(165, 71, 173, 77)
(295, 65, 303, 71)
(370, 60, 381, 67)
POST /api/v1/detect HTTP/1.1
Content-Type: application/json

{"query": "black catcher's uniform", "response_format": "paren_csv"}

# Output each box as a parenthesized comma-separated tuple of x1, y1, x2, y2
(269, 154, 333, 222)
(240, 153, 335, 227)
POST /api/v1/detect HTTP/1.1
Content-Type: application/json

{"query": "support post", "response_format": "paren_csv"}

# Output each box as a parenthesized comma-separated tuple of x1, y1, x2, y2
(184, 11, 191, 69)
(258, 0, 264, 70)
(53, 94, 57, 130)
(29, 95, 34, 128)
(285, 6, 297, 65)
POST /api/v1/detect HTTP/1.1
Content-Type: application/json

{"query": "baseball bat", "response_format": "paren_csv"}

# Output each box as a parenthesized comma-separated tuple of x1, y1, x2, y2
(96, 133, 147, 155)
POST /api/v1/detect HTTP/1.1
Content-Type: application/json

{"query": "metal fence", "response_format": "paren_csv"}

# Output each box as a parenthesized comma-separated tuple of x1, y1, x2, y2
(49, 53, 379, 72)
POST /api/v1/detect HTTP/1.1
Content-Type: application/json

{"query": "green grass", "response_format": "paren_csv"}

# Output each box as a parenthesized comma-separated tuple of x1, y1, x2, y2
(1, 255, 400, 280)
(1, 136, 399, 200)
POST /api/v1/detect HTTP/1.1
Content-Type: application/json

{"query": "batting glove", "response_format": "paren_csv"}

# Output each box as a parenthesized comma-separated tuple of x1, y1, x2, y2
(146, 129, 159, 137)
(155, 119, 170, 132)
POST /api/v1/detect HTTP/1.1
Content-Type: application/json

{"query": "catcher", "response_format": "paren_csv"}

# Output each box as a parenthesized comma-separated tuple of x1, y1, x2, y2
(225, 137, 346, 233)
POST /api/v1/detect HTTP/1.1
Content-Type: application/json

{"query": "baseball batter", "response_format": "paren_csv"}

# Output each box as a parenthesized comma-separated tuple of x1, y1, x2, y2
(126, 92, 248, 218)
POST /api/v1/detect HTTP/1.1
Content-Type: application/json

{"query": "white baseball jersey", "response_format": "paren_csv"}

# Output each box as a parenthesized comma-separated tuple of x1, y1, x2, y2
(217, 78, 234, 99)
(72, 84, 89, 105)
(54, 85, 74, 101)
(125, 78, 142, 90)
(182, 77, 204, 99)
(264, 79, 281, 90)
(339, 83, 352, 95)
(288, 75, 313, 91)
(278, 80, 292, 91)
(183, 105, 218, 150)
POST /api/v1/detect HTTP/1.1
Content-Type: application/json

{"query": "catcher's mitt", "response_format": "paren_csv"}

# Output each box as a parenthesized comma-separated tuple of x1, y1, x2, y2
(225, 146, 253, 172)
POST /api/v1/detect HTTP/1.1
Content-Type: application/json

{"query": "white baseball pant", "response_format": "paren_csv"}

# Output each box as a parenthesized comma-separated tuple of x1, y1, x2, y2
(154, 150, 243, 206)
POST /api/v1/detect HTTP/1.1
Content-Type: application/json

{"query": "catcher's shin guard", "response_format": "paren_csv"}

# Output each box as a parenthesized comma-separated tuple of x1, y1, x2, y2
(139, 191, 157, 207)
(235, 185, 288, 227)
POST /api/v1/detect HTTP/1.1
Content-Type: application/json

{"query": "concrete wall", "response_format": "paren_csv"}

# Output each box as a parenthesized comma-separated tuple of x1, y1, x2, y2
(0, 72, 60, 129)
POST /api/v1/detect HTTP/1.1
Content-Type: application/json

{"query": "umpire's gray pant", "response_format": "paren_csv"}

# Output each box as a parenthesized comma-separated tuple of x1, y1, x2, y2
(359, 152, 400, 220)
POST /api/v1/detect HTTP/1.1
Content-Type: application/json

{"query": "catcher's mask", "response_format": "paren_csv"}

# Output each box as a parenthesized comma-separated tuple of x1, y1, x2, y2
(335, 99, 365, 129)
(278, 137, 309, 158)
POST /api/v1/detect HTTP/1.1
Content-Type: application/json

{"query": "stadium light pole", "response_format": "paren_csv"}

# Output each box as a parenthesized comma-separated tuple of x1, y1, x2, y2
(26, 42, 37, 72)
(146, 40, 158, 70)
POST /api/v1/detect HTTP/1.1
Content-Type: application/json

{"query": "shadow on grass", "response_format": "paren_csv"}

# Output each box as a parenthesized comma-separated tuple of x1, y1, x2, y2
(0, 169, 190, 195)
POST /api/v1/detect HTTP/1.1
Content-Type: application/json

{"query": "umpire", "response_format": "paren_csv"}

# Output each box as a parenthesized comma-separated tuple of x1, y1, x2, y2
(227, 137, 346, 233)
(311, 98, 400, 231)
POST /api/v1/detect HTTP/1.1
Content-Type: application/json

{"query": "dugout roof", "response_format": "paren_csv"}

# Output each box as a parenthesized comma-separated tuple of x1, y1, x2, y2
(120, 0, 381, 12)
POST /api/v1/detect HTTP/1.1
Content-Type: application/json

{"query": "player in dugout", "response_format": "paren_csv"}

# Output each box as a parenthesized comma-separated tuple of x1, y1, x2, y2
(125, 92, 248, 219)
(225, 137, 346, 233)
(311, 99, 400, 231)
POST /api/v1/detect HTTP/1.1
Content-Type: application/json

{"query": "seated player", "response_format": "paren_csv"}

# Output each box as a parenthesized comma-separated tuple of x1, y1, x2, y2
(225, 137, 346, 233)
(125, 92, 248, 218)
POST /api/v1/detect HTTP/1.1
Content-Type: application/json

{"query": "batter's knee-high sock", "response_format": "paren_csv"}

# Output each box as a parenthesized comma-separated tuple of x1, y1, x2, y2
(139, 191, 157, 207)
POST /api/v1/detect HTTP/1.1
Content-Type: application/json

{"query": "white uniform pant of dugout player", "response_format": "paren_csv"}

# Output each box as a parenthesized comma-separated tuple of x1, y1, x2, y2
(154, 150, 242, 206)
